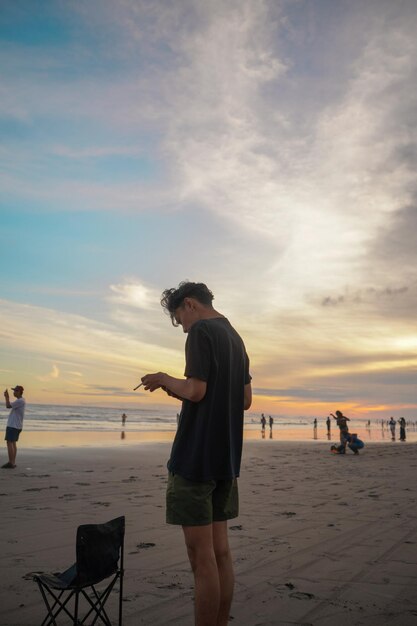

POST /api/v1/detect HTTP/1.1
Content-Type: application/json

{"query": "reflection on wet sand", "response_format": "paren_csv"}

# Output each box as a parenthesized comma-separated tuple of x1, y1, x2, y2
(20, 430, 177, 448)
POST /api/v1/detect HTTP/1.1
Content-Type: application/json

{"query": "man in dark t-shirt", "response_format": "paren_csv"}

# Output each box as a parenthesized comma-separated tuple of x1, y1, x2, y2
(142, 281, 252, 626)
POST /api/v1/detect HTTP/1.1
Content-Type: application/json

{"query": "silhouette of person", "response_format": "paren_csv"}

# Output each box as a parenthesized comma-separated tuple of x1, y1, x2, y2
(121, 412, 127, 426)
(389, 417, 396, 441)
(141, 281, 252, 625)
(330, 410, 350, 443)
(398, 417, 406, 441)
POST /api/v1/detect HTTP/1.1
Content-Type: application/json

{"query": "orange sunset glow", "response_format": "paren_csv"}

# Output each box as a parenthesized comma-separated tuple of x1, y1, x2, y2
(1, 1, 417, 420)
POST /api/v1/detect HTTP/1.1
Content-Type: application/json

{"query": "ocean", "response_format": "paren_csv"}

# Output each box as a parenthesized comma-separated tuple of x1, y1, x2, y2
(19, 403, 313, 433)
(11, 404, 416, 444)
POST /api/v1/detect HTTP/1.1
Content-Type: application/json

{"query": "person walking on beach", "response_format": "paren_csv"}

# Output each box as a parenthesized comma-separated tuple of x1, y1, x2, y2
(141, 281, 252, 626)
(389, 417, 396, 441)
(3, 385, 25, 469)
(330, 410, 350, 443)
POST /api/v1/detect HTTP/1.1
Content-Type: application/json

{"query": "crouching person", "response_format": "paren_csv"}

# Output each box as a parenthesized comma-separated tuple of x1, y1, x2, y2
(345, 432, 364, 455)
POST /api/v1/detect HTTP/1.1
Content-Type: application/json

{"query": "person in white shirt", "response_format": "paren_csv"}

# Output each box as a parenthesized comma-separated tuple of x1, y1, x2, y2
(3, 385, 26, 469)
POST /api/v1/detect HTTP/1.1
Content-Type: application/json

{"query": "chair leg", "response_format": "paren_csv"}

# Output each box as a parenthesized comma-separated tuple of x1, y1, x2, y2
(74, 590, 79, 626)
(119, 570, 124, 626)
(80, 580, 117, 626)
(86, 586, 113, 626)
(37, 581, 59, 626)
(36, 580, 76, 626)
(37, 574, 121, 626)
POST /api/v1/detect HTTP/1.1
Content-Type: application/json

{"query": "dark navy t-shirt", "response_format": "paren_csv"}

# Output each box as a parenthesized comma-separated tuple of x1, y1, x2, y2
(167, 317, 251, 481)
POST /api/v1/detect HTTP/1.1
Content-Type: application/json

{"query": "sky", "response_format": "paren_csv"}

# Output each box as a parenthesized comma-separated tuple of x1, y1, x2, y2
(1, 0, 417, 418)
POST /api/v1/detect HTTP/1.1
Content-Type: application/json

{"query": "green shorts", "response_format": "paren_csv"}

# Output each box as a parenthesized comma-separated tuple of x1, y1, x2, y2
(166, 472, 239, 526)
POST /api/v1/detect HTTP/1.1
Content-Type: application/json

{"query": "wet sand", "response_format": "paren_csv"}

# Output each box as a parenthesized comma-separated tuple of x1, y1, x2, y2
(1, 439, 417, 625)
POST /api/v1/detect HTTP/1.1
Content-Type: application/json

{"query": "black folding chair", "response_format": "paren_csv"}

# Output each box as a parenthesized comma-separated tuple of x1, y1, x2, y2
(33, 515, 125, 626)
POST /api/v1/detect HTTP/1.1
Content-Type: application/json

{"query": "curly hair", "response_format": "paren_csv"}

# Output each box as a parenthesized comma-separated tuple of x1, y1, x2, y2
(160, 281, 214, 325)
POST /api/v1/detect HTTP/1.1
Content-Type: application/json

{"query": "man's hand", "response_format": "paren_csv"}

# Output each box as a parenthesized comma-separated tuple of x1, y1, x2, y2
(4, 388, 11, 408)
(141, 373, 206, 403)
(141, 372, 167, 392)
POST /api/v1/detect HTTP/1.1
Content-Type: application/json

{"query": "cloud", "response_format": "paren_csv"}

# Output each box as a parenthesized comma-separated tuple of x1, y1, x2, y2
(0, 298, 184, 379)
(372, 205, 417, 270)
(3, 0, 416, 269)
(109, 279, 160, 310)
(321, 286, 409, 307)
(64, 384, 142, 398)
(2, 1, 417, 415)
(254, 386, 350, 402)
(37, 363, 60, 382)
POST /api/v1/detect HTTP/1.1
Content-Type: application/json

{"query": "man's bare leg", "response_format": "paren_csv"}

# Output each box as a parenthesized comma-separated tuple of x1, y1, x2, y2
(183, 524, 220, 626)
(213, 521, 234, 626)
(7, 441, 17, 466)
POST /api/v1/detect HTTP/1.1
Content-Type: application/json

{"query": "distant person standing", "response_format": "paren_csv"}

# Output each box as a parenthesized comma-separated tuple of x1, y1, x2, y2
(398, 417, 406, 441)
(261, 413, 266, 432)
(3, 385, 25, 469)
(269, 415, 273, 431)
(326, 415, 331, 435)
(330, 410, 350, 443)
(121, 412, 127, 427)
(389, 417, 396, 441)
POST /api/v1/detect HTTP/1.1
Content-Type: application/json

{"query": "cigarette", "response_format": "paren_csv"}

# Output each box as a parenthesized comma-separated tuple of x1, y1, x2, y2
(133, 382, 143, 391)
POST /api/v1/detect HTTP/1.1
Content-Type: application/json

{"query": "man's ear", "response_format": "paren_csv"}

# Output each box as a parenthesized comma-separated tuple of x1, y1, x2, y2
(183, 297, 196, 310)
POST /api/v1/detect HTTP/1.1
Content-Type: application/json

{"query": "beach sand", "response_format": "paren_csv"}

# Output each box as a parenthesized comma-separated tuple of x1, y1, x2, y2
(1, 439, 417, 625)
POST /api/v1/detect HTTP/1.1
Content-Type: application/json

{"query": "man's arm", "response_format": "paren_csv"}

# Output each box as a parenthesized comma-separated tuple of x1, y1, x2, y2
(244, 383, 252, 410)
(4, 390, 11, 409)
(142, 372, 207, 403)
